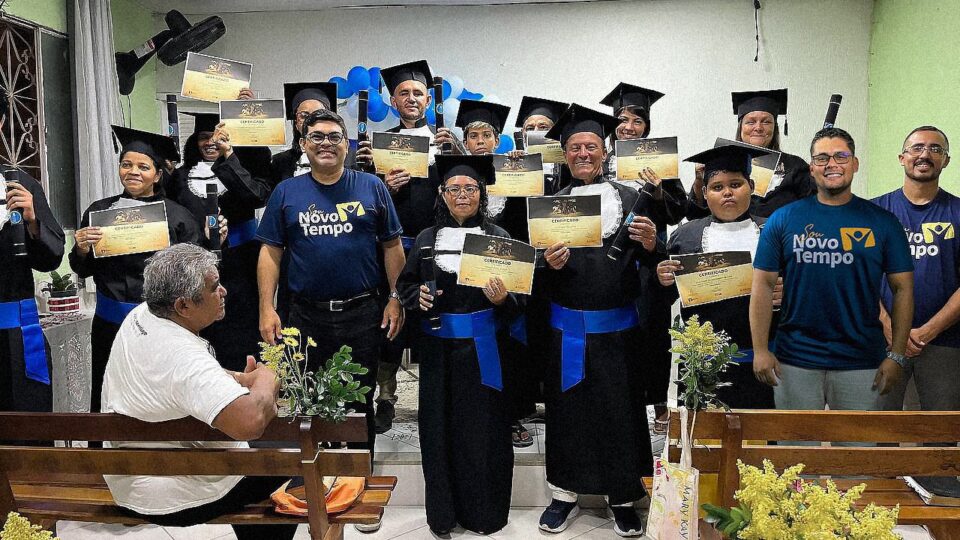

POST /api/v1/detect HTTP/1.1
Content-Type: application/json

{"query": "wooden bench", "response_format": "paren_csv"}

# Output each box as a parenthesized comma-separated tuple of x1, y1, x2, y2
(646, 409, 960, 539)
(0, 412, 397, 540)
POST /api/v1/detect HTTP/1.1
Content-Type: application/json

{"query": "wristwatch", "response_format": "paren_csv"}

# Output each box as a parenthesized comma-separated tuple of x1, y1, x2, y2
(388, 290, 400, 301)
(886, 351, 907, 368)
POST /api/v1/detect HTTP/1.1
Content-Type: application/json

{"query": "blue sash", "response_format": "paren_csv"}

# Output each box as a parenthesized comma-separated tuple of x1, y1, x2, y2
(0, 299, 50, 384)
(733, 349, 754, 363)
(95, 292, 138, 325)
(228, 218, 258, 247)
(400, 236, 416, 251)
(422, 309, 503, 391)
(507, 314, 527, 346)
(550, 303, 640, 391)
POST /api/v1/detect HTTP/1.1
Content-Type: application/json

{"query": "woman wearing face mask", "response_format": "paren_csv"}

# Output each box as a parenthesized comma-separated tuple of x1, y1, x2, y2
(397, 154, 521, 536)
(71, 126, 217, 413)
(687, 89, 815, 220)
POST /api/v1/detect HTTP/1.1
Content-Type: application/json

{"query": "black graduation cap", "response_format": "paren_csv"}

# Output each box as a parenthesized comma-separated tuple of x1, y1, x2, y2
(515, 96, 568, 128)
(600, 82, 664, 113)
(111, 125, 181, 164)
(545, 103, 619, 146)
(455, 100, 510, 134)
(283, 81, 338, 119)
(684, 143, 774, 182)
(732, 88, 788, 134)
(435, 154, 496, 185)
(181, 112, 219, 134)
(380, 60, 433, 96)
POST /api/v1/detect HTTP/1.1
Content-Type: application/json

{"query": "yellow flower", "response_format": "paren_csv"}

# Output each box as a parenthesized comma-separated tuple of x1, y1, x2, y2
(293, 352, 305, 362)
(283, 337, 299, 347)
(1, 512, 58, 539)
(307, 337, 317, 347)
(280, 327, 301, 337)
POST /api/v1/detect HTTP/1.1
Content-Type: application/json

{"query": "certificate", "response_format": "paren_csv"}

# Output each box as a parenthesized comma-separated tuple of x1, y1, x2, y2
(671, 251, 753, 308)
(714, 138, 782, 197)
(525, 131, 565, 164)
(490, 154, 544, 197)
(372, 132, 430, 178)
(180, 52, 252, 104)
(219, 99, 287, 146)
(89, 201, 170, 258)
(616, 137, 679, 181)
(458, 233, 536, 295)
(526, 194, 602, 249)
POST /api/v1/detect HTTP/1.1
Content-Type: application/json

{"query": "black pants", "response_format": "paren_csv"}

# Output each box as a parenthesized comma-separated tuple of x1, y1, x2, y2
(90, 315, 122, 413)
(122, 476, 297, 539)
(288, 295, 382, 454)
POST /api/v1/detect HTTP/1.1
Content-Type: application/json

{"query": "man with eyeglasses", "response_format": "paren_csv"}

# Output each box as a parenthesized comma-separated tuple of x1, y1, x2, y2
(256, 111, 404, 514)
(750, 127, 914, 413)
(872, 126, 960, 412)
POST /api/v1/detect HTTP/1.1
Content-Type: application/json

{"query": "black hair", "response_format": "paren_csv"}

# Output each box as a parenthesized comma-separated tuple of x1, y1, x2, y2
(434, 175, 489, 228)
(612, 105, 651, 140)
(903, 125, 950, 152)
(301, 109, 348, 140)
(118, 149, 166, 196)
(180, 130, 217, 169)
(736, 116, 781, 151)
(810, 127, 856, 156)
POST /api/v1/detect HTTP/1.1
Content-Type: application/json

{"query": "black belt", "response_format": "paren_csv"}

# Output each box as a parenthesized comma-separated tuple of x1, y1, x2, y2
(292, 290, 378, 312)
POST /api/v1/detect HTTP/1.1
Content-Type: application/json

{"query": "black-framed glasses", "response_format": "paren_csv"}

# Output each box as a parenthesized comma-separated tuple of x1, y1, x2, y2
(304, 132, 344, 145)
(811, 151, 853, 166)
(902, 144, 948, 157)
(442, 185, 480, 196)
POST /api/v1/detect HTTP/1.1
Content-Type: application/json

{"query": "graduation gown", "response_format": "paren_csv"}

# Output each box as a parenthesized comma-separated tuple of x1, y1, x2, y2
(69, 193, 200, 411)
(538, 178, 657, 504)
(686, 151, 814, 220)
(0, 172, 64, 412)
(167, 148, 272, 371)
(663, 214, 775, 409)
(397, 219, 519, 534)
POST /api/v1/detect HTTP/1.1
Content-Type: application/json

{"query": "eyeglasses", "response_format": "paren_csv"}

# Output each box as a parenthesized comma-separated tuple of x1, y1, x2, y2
(304, 132, 344, 145)
(442, 185, 480, 196)
(566, 144, 601, 153)
(811, 151, 853, 166)
(902, 144, 948, 157)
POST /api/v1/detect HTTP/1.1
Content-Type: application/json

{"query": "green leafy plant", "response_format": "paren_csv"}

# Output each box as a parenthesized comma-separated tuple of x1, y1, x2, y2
(669, 314, 743, 411)
(43, 271, 76, 294)
(259, 328, 371, 422)
(1, 512, 59, 539)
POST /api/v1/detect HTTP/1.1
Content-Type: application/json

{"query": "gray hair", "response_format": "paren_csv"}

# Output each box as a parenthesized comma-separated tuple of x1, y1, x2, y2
(143, 244, 218, 318)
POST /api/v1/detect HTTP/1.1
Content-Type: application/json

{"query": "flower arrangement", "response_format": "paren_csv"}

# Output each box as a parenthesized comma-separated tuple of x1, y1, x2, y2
(703, 460, 901, 539)
(1, 512, 58, 539)
(259, 328, 371, 422)
(669, 315, 743, 411)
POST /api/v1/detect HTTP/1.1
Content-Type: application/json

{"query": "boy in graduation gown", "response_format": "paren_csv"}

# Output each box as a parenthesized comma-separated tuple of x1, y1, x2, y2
(537, 104, 663, 537)
(1, 91, 65, 415)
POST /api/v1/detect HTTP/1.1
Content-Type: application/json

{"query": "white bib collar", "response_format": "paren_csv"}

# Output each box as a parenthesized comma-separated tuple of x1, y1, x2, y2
(570, 181, 623, 238)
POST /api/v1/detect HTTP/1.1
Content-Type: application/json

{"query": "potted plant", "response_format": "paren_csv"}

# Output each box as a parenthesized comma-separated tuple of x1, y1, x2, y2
(43, 271, 81, 314)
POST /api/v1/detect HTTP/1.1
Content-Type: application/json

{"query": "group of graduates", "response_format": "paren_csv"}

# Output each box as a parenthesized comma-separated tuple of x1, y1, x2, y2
(2, 58, 820, 539)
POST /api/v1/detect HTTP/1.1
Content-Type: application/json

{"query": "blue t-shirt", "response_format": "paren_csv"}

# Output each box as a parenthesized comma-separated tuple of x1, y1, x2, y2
(754, 195, 913, 370)
(873, 188, 960, 348)
(256, 169, 402, 300)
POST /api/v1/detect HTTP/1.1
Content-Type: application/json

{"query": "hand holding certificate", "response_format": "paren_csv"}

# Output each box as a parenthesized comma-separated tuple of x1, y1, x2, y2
(616, 136, 679, 181)
(180, 52, 252, 103)
(714, 138, 782, 196)
(490, 154, 545, 197)
(89, 201, 171, 258)
(670, 251, 753, 308)
(219, 99, 287, 146)
(458, 233, 536, 295)
(527, 194, 603, 249)
(525, 131, 564, 164)
(372, 132, 431, 178)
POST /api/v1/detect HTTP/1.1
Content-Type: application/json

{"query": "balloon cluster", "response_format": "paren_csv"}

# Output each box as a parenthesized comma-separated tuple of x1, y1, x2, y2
(329, 65, 515, 153)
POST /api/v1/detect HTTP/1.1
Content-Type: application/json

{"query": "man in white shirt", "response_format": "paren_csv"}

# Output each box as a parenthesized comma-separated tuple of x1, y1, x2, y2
(101, 243, 292, 539)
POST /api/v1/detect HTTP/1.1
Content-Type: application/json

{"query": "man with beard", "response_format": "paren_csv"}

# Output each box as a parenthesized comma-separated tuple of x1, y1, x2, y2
(873, 126, 960, 411)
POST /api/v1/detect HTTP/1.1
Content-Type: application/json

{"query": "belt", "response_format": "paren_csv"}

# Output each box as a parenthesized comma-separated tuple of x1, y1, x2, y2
(95, 292, 139, 325)
(228, 218, 259, 247)
(550, 303, 640, 391)
(422, 309, 503, 391)
(400, 236, 416, 251)
(293, 290, 378, 312)
(0, 299, 50, 385)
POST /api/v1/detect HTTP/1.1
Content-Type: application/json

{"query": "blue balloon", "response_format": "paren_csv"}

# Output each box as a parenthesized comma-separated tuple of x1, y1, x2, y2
(389, 106, 400, 118)
(442, 79, 452, 100)
(368, 67, 382, 87)
(329, 76, 351, 99)
(367, 92, 388, 122)
(425, 105, 436, 124)
(347, 66, 371, 95)
(495, 134, 515, 154)
(460, 89, 483, 101)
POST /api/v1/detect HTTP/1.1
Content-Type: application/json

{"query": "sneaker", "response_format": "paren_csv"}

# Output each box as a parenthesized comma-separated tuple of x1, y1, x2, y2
(609, 505, 644, 537)
(538, 498, 579, 533)
(354, 520, 382, 533)
(374, 401, 395, 434)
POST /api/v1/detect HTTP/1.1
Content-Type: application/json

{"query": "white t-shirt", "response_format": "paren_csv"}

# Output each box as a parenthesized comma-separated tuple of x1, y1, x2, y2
(101, 303, 250, 515)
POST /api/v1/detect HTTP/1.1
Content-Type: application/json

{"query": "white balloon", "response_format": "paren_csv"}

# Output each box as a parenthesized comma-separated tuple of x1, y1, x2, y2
(485, 94, 501, 104)
(380, 86, 393, 107)
(442, 98, 460, 125)
(447, 76, 465, 100)
(345, 95, 360, 117)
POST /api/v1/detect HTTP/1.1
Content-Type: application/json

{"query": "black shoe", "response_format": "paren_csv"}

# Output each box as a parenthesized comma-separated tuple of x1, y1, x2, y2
(429, 525, 453, 537)
(538, 498, 579, 533)
(609, 505, 644, 537)
(374, 401, 395, 434)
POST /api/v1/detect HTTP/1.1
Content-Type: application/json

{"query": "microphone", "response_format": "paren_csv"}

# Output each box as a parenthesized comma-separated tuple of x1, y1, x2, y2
(823, 94, 842, 129)
(205, 184, 221, 260)
(3, 167, 27, 257)
(166, 94, 179, 140)
(420, 245, 442, 331)
(607, 189, 654, 261)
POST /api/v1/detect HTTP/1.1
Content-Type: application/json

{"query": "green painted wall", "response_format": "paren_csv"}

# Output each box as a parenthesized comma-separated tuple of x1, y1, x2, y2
(5, 0, 68, 33)
(111, 0, 160, 132)
(868, 0, 960, 197)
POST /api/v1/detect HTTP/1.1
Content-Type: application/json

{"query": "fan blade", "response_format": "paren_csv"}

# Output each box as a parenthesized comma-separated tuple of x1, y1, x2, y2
(157, 16, 226, 66)
(164, 10, 191, 33)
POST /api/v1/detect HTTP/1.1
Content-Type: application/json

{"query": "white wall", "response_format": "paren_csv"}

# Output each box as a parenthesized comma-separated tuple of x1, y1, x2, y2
(154, 0, 874, 191)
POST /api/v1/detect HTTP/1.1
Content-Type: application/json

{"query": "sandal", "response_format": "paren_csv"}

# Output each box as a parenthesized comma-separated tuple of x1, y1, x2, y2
(511, 421, 534, 448)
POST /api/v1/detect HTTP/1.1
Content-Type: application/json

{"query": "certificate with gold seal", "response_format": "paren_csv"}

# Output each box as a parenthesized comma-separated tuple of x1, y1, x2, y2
(616, 137, 679, 181)
(219, 99, 287, 146)
(671, 251, 753, 308)
(180, 52, 252, 104)
(526, 194, 602, 249)
(525, 131, 565, 164)
(458, 233, 536, 295)
(89, 201, 170, 258)
(490, 154, 544, 197)
(372, 132, 430, 178)
(715, 138, 782, 197)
